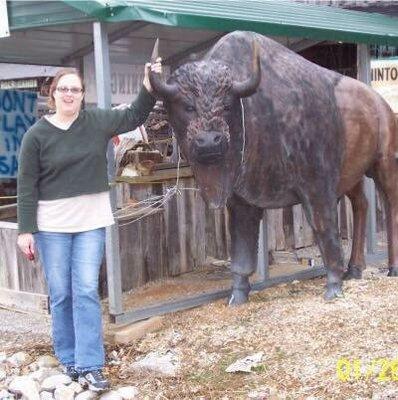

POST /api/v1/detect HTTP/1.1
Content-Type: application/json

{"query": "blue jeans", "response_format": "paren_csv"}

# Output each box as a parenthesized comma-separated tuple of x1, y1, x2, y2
(35, 228, 106, 372)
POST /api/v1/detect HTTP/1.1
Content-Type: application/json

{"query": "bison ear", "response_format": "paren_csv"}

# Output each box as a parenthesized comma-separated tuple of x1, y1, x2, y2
(232, 40, 261, 98)
(149, 38, 178, 100)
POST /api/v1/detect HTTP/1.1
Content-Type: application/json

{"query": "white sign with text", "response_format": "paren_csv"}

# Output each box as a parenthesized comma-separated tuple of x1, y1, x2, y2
(84, 54, 170, 105)
(371, 59, 398, 114)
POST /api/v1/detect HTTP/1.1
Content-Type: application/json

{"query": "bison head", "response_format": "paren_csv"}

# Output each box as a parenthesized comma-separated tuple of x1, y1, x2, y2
(150, 41, 261, 208)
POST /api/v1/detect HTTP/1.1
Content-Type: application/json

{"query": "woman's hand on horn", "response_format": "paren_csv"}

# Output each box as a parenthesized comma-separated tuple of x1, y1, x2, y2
(143, 57, 162, 93)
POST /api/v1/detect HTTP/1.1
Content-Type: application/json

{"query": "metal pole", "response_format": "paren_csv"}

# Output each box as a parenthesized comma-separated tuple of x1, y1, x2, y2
(92, 22, 123, 316)
(357, 43, 376, 254)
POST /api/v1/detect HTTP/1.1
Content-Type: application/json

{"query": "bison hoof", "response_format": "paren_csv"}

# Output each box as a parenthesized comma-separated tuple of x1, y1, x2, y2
(387, 267, 398, 277)
(343, 265, 363, 280)
(324, 283, 344, 301)
(228, 290, 249, 306)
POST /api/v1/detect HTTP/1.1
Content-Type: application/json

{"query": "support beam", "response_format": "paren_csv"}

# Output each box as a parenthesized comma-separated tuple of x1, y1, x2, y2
(288, 38, 323, 53)
(63, 21, 149, 64)
(112, 267, 326, 324)
(357, 43, 377, 254)
(92, 21, 123, 316)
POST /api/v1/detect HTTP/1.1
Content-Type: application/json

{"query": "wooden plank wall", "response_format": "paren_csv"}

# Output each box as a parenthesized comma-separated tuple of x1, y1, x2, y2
(0, 180, 388, 301)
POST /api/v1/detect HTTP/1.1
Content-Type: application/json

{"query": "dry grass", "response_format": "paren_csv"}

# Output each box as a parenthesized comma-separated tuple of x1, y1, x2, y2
(101, 257, 398, 399)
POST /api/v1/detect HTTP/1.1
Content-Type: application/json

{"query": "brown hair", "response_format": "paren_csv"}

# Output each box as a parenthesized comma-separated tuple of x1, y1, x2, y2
(47, 68, 85, 110)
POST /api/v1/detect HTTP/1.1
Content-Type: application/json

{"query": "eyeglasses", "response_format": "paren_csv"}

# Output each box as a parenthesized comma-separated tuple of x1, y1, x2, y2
(56, 86, 83, 95)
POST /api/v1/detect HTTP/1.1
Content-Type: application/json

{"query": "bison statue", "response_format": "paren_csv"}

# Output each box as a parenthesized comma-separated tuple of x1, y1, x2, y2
(149, 31, 398, 304)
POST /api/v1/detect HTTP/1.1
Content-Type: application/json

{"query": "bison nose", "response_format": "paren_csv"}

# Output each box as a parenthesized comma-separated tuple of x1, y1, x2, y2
(192, 131, 228, 164)
(194, 132, 223, 148)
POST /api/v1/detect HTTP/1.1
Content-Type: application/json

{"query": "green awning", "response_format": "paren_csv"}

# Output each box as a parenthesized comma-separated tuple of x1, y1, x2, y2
(62, 0, 398, 46)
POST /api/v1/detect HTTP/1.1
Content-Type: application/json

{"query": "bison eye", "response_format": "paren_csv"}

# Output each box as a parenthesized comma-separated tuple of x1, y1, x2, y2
(185, 105, 196, 112)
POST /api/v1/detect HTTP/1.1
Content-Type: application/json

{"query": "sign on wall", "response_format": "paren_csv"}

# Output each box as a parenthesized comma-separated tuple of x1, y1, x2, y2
(84, 54, 170, 105)
(0, 90, 37, 178)
(371, 59, 398, 114)
(0, 0, 10, 38)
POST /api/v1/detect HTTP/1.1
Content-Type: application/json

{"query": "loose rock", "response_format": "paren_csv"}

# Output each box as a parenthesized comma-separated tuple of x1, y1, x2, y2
(7, 352, 32, 368)
(68, 381, 84, 394)
(40, 391, 54, 400)
(8, 375, 40, 400)
(54, 384, 75, 400)
(41, 374, 72, 391)
(116, 386, 139, 399)
(75, 390, 98, 400)
(37, 356, 59, 369)
(130, 351, 180, 377)
(98, 391, 122, 400)
(0, 389, 12, 399)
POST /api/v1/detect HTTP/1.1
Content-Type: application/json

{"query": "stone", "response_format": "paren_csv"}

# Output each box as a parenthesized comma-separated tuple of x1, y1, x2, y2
(8, 375, 40, 400)
(7, 352, 32, 367)
(225, 352, 264, 373)
(116, 386, 139, 399)
(75, 390, 98, 400)
(98, 391, 123, 400)
(0, 389, 12, 399)
(37, 356, 59, 369)
(68, 381, 84, 394)
(247, 386, 278, 399)
(41, 374, 72, 391)
(130, 351, 180, 377)
(40, 391, 54, 400)
(373, 389, 398, 400)
(54, 384, 75, 400)
(0, 370, 6, 382)
(0, 354, 7, 364)
(29, 368, 60, 384)
(28, 362, 39, 372)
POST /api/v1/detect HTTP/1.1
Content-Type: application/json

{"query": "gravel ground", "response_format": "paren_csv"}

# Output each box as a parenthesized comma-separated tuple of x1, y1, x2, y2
(0, 308, 51, 351)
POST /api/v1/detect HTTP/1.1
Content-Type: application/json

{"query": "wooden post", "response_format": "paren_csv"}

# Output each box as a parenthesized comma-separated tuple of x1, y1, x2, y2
(357, 43, 376, 254)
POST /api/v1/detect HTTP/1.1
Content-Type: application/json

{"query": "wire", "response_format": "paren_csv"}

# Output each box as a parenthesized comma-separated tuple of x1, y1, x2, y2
(240, 98, 246, 164)
(115, 101, 248, 226)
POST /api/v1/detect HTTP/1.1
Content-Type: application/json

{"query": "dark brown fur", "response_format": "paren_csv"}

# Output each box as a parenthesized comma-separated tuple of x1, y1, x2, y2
(150, 31, 398, 303)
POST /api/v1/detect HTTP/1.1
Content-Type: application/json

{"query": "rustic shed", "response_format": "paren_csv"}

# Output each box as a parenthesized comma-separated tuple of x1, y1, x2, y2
(1, 0, 398, 324)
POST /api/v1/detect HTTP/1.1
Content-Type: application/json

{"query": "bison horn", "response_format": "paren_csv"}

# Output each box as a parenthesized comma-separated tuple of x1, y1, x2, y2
(149, 38, 178, 99)
(232, 40, 261, 98)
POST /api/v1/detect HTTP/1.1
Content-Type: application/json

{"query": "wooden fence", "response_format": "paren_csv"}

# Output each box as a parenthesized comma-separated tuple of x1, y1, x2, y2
(0, 177, 387, 313)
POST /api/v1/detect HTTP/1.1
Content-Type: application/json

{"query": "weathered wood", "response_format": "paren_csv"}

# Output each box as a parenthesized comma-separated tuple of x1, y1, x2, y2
(292, 205, 313, 249)
(1, 171, 388, 314)
(0, 288, 49, 314)
(0, 226, 21, 291)
(283, 207, 295, 250)
(116, 166, 193, 184)
(266, 210, 277, 250)
(164, 181, 181, 276)
(105, 316, 164, 345)
(0, 203, 17, 220)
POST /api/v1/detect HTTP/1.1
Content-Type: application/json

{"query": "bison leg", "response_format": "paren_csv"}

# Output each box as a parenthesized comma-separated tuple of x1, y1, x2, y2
(344, 179, 368, 280)
(227, 195, 262, 306)
(371, 156, 398, 277)
(300, 194, 345, 300)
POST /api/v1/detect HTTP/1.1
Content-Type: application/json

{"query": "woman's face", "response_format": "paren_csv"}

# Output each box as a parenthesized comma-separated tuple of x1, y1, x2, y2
(53, 73, 84, 116)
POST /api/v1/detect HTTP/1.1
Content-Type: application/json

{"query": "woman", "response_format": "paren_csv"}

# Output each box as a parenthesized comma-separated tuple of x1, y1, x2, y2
(17, 59, 162, 392)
